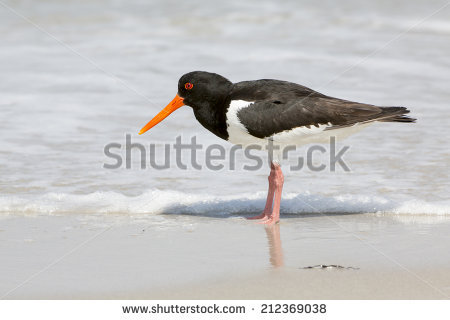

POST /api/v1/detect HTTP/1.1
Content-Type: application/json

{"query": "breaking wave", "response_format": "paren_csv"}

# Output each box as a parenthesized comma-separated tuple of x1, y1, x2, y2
(0, 190, 448, 216)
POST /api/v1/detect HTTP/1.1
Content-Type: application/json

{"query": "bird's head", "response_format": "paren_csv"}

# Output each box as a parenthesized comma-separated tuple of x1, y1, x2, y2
(139, 71, 232, 135)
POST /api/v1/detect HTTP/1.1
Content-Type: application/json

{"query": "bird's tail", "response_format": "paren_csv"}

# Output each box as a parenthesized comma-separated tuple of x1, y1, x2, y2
(378, 106, 416, 123)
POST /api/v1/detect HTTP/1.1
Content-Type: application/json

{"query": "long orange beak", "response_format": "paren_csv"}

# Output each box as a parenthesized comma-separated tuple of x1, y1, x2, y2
(139, 94, 185, 135)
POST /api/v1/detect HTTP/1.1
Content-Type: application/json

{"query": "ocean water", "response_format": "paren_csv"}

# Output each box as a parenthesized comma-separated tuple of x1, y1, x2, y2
(0, 0, 449, 216)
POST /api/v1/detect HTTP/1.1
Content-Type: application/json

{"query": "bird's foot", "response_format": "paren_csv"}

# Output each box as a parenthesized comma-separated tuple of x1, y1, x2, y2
(258, 215, 279, 225)
(247, 212, 270, 220)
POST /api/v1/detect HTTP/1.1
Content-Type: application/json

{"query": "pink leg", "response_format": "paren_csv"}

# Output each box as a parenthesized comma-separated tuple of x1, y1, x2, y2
(259, 162, 284, 225)
(248, 162, 284, 225)
(247, 164, 276, 220)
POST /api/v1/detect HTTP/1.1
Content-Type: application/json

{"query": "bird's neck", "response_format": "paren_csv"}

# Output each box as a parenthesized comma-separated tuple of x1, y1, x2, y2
(192, 98, 230, 141)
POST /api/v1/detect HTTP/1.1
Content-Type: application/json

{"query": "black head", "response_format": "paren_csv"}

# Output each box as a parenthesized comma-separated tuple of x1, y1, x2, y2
(139, 71, 232, 136)
(177, 71, 232, 109)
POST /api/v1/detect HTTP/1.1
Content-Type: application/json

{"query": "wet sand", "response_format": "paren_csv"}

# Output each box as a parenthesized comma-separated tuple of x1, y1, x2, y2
(0, 213, 449, 299)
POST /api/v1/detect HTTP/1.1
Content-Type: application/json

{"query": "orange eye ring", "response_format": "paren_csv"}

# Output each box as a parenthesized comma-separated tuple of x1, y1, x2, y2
(184, 82, 194, 90)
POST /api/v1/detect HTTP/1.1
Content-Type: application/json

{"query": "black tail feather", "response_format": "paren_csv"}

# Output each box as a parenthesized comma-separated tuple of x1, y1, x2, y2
(378, 106, 416, 123)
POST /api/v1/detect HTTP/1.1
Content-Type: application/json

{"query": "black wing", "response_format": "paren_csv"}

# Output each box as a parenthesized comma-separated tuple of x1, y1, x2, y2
(231, 80, 414, 139)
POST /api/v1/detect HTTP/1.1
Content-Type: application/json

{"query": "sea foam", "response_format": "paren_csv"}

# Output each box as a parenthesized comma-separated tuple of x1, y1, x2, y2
(0, 189, 448, 216)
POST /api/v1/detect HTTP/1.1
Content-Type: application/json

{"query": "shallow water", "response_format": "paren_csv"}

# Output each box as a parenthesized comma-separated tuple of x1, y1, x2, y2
(0, 0, 449, 216)
(1, 214, 450, 298)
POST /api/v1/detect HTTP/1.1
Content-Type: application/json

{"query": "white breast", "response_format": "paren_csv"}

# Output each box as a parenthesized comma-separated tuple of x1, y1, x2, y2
(226, 100, 266, 146)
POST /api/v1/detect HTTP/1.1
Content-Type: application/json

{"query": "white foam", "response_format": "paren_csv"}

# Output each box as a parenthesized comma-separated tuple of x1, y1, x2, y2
(0, 189, 448, 217)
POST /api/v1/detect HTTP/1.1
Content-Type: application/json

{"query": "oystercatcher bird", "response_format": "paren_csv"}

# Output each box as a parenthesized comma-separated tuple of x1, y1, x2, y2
(139, 71, 415, 224)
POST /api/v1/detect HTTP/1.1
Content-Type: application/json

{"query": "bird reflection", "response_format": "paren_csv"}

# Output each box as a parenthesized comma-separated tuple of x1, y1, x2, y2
(264, 224, 284, 268)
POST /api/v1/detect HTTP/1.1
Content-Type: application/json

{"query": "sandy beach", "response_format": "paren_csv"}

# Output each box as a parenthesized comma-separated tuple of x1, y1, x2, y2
(1, 213, 449, 299)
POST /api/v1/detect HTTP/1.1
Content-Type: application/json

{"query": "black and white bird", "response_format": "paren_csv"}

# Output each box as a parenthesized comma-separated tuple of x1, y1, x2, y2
(139, 71, 415, 224)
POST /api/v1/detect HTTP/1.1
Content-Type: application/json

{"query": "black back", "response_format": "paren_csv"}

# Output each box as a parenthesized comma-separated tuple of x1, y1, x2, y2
(232, 79, 414, 138)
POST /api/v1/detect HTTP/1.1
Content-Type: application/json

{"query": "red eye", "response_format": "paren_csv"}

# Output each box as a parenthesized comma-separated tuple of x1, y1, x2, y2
(184, 82, 193, 90)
